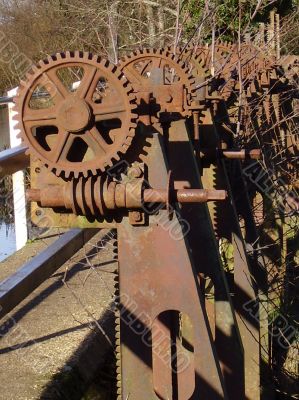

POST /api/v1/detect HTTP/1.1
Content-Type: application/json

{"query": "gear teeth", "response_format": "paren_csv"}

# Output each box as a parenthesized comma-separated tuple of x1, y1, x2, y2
(16, 131, 22, 140)
(25, 71, 34, 80)
(131, 111, 139, 118)
(63, 170, 71, 179)
(37, 59, 46, 68)
(112, 238, 121, 399)
(19, 80, 27, 88)
(47, 55, 55, 64)
(104, 59, 111, 69)
(114, 70, 123, 79)
(31, 65, 40, 74)
(107, 62, 114, 72)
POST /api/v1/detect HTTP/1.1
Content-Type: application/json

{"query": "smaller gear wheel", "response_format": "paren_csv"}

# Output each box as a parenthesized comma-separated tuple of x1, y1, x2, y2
(119, 48, 196, 115)
(14, 51, 138, 179)
(174, 46, 212, 100)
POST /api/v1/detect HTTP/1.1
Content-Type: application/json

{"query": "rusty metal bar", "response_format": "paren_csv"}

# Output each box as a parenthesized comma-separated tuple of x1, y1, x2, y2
(202, 103, 265, 399)
(0, 96, 14, 105)
(200, 148, 261, 161)
(222, 149, 261, 159)
(221, 162, 263, 400)
(0, 229, 98, 319)
(144, 188, 227, 202)
(0, 146, 29, 178)
(26, 186, 227, 209)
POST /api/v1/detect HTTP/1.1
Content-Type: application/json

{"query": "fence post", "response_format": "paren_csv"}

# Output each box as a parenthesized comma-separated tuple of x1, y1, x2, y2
(7, 87, 27, 250)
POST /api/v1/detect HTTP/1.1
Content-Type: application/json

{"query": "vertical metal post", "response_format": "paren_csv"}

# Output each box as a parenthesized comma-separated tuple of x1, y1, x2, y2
(8, 87, 28, 250)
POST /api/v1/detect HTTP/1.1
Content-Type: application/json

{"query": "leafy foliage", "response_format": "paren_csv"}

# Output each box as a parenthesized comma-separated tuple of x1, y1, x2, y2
(182, 0, 296, 41)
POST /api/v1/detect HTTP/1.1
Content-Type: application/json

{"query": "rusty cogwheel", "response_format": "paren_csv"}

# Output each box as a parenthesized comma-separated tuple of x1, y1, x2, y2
(174, 47, 211, 100)
(178, 47, 210, 75)
(14, 51, 138, 179)
(196, 41, 235, 72)
(119, 48, 196, 115)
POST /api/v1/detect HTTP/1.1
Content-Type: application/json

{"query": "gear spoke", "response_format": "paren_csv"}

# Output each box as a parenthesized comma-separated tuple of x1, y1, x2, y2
(77, 65, 98, 99)
(24, 120, 59, 131)
(85, 69, 108, 102)
(84, 127, 110, 155)
(50, 130, 72, 163)
(124, 64, 146, 84)
(23, 108, 57, 123)
(93, 103, 126, 118)
(45, 69, 70, 101)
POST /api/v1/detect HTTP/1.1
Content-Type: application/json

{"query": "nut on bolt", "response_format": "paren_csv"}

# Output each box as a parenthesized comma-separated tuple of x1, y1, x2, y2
(131, 211, 142, 222)
(129, 210, 144, 225)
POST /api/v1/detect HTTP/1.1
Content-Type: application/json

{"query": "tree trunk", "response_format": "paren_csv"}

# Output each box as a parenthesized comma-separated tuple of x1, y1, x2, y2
(146, 4, 156, 46)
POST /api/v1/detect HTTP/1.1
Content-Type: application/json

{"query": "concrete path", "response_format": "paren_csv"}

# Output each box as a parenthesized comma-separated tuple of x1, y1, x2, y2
(0, 229, 117, 400)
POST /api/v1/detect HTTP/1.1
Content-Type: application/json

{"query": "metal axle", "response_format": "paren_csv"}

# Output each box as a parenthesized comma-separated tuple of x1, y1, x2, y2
(200, 148, 261, 160)
(27, 180, 227, 217)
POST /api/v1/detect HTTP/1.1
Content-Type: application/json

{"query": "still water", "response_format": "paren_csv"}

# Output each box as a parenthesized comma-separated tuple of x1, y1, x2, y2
(0, 224, 16, 262)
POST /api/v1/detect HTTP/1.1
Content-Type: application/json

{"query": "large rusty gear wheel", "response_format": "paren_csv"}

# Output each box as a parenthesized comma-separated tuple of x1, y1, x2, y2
(118, 48, 196, 115)
(14, 51, 138, 179)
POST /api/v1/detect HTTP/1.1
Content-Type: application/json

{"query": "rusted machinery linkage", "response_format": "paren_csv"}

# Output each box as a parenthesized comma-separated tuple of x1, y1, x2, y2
(27, 180, 226, 213)
(11, 40, 296, 399)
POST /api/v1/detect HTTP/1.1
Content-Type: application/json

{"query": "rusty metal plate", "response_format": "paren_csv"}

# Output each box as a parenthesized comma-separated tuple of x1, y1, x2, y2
(117, 132, 227, 399)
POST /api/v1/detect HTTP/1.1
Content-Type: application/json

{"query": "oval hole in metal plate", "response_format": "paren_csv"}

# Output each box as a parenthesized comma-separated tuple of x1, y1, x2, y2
(152, 310, 195, 400)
